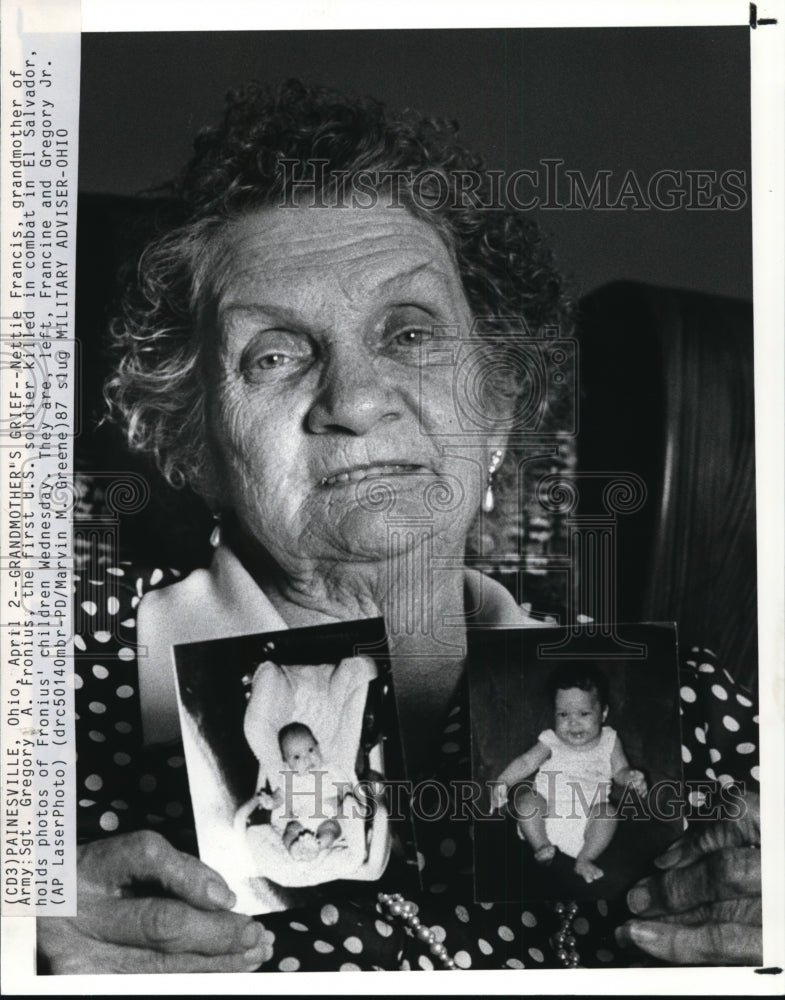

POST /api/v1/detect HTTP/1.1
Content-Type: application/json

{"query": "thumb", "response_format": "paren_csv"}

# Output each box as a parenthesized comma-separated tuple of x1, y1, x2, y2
(80, 831, 236, 911)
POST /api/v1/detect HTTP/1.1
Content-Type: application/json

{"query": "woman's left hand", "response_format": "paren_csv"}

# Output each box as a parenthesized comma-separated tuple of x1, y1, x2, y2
(615, 789, 761, 964)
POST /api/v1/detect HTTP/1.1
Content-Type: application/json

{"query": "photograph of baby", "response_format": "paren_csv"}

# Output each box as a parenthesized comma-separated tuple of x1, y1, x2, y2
(469, 624, 683, 903)
(236, 719, 356, 862)
(173, 618, 417, 915)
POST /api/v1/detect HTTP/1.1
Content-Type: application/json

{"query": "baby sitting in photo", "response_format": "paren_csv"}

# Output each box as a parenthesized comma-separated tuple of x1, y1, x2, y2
(490, 663, 647, 883)
(239, 721, 354, 862)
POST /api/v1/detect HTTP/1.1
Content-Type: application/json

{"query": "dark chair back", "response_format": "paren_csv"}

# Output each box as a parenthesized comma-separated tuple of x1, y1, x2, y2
(577, 281, 757, 691)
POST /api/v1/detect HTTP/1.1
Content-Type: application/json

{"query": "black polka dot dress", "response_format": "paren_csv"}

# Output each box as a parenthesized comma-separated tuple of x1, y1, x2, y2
(74, 563, 761, 971)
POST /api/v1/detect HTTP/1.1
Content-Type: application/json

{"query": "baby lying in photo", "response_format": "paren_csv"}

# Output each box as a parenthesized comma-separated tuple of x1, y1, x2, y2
(490, 663, 647, 883)
(237, 721, 354, 861)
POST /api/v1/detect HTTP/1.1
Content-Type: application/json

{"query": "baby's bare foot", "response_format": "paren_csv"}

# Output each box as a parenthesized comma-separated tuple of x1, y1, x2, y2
(533, 844, 556, 863)
(574, 857, 604, 882)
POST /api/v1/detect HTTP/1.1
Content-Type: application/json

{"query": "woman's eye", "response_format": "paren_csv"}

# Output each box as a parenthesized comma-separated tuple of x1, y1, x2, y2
(380, 305, 440, 361)
(255, 352, 289, 369)
(385, 326, 436, 365)
(240, 331, 314, 381)
(394, 328, 431, 346)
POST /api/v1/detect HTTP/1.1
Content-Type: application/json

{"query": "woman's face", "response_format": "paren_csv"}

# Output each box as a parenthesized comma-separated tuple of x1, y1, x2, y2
(203, 204, 511, 576)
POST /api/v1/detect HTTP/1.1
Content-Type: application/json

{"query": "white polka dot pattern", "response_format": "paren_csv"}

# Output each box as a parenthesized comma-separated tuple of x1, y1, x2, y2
(74, 564, 759, 972)
(99, 811, 118, 831)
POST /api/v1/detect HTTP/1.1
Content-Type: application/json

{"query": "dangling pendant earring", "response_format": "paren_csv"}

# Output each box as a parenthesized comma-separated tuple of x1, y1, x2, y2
(482, 450, 504, 514)
(209, 512, 222, 548)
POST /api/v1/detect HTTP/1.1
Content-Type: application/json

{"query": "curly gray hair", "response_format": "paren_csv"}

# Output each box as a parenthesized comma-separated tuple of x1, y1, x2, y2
(105, 79, 575, 558)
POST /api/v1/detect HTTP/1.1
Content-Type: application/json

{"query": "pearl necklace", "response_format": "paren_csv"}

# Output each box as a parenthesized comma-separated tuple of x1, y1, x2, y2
(377, 892, 457, 969)
(378, 892, 582, 970)
(552, 900, 581, 966)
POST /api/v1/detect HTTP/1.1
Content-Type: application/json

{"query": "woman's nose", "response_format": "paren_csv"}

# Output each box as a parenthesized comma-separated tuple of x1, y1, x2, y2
(306, 349, 402, 435)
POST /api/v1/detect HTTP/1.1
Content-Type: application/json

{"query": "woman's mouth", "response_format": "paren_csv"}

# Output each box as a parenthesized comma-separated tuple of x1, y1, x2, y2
(319, 463, 431, 487)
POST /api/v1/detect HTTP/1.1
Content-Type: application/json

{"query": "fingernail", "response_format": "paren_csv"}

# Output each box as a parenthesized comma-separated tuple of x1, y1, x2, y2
(628, 921, 660, 945)
(206, 880, 235, 908)
(627, 884, 650, 914)
(614, 923, 633, 946)
(655, 844, 682, 868)
(243, 944, 266, 969)
(241, 922, 262, 949)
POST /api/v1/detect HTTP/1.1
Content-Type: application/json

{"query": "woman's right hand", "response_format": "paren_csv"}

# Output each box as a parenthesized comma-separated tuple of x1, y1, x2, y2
(615, 789, 761, 965)
(37, 830, 274, 974)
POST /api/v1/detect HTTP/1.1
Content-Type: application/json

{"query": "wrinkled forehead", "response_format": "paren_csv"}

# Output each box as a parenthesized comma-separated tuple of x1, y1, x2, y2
(204, 204, 464, 309)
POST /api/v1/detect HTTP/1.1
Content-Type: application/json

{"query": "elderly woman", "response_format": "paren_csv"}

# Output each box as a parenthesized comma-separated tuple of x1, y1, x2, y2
(41, 81, 761, 973)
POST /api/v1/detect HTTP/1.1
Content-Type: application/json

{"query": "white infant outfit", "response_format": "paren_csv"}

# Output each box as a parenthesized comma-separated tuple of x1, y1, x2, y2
(533, 725, 616, 858)
(270, 763, 353, 835)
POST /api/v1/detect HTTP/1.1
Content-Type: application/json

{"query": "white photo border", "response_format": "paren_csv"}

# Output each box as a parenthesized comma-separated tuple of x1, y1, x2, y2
(1, 0, 782, 994)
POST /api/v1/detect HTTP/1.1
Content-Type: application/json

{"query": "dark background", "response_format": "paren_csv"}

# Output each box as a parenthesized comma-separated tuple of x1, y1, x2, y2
(79, 26, 751, 300)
